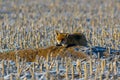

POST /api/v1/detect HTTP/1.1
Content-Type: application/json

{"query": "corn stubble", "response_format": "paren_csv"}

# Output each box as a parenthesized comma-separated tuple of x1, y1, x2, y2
(0, 0, 120, 79)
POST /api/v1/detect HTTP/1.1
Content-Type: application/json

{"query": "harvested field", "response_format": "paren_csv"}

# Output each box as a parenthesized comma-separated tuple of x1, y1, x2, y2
(0, 0, 120, 79)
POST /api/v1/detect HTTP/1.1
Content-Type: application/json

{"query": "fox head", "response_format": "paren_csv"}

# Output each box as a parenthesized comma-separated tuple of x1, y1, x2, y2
(55, 30, 68, 46)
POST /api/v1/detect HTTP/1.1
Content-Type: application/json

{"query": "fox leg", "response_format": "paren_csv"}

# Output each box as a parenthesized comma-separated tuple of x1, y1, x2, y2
(65, 44, 76, 48)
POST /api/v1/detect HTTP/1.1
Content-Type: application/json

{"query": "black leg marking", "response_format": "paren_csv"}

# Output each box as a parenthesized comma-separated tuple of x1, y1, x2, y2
(65, 44, 76, 48)
(56, 44, 62, 46)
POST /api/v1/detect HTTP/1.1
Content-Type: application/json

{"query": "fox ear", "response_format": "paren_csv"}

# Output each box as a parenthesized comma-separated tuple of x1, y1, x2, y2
(55, 30, 60, 36)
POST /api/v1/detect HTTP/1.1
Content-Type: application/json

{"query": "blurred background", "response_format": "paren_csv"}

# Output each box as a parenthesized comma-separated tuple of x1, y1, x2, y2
(0, 0, 120, 51)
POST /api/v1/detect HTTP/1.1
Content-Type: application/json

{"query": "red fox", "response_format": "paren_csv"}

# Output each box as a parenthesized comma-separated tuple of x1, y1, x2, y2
(55, 30, 88, 47)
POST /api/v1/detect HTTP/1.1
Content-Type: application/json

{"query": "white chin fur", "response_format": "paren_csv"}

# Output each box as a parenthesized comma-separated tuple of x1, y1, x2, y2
(57, 41, 60, 44)
(62, 44, 66, 46)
